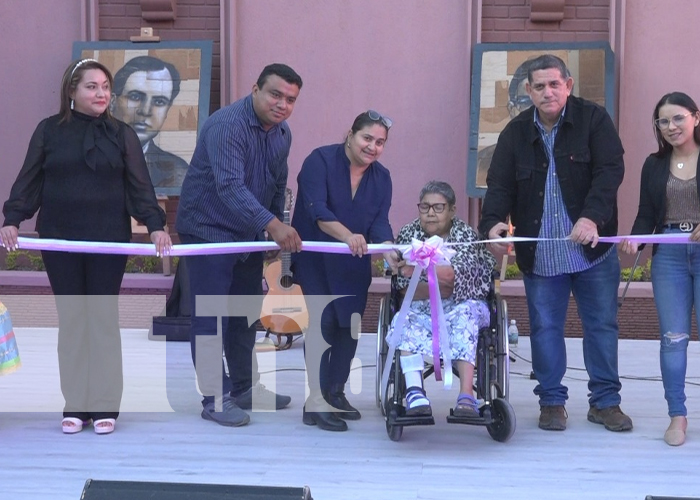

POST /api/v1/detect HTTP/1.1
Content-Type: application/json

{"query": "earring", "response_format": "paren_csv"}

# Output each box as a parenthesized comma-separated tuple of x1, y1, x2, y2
(70, 100, 74, 110)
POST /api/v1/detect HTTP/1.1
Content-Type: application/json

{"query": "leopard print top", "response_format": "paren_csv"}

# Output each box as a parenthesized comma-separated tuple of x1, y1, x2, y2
(395, 217, 496, 302)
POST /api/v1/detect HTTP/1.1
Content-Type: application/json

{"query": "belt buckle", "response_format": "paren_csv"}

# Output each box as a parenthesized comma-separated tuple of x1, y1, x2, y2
(679, 222, 694, 232)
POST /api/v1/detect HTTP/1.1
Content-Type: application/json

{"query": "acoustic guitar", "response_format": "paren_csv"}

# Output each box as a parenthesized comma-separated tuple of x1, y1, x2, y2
(259, 188, 309, 350)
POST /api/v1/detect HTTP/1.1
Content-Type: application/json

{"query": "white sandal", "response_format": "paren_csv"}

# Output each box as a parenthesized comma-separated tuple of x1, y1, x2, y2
(62, 417, 91, 434)
(93, 418, 116, 435)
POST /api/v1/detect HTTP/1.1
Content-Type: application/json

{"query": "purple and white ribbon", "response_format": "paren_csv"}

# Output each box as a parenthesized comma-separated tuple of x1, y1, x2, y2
(381, 236, 456, 401)
(477, 233, 697, 246)
(12, 237, 400, 256)
(11, 232, 696, 258)
(10, 232, 696, 408)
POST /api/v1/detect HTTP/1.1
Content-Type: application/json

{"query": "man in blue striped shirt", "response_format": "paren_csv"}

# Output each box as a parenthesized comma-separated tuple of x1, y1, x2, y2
(176, 63, 303, 427)
(480, 55, 632, 434)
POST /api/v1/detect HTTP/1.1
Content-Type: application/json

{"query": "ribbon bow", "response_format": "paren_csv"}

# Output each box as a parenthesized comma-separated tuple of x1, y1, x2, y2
(382, 236, 456, 403)
(403, 235, 456, 269)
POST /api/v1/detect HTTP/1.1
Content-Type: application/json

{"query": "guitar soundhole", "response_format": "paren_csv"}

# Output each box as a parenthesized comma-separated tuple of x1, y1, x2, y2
(280, 275, 294, 289)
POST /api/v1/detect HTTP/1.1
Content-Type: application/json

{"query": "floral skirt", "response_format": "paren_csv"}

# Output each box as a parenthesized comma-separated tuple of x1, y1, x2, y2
(388, 298, 489, 365)
(0, 301, 21, 375)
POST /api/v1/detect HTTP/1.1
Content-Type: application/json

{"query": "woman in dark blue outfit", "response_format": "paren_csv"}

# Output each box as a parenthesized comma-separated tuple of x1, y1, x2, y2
(292, 111, 399, 431)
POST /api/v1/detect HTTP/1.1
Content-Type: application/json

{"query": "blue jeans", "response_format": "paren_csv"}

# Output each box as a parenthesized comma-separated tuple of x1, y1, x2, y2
(180, 233, 262, 407)
(651, 228, 700, 417)
(523, 249, 622, 408)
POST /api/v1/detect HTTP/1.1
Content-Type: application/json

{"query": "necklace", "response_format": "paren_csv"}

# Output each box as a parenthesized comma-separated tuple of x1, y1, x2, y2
(673, 151, 698, 170)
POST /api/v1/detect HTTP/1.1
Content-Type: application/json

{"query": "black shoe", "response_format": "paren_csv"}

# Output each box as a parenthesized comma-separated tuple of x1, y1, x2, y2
(303, 408, 348, 431)
(327, 384, 361, 420)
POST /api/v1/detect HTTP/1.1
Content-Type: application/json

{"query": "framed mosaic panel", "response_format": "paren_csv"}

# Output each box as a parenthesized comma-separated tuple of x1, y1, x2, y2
(468, 41, 615, 197)
(72, 40, 213, 195)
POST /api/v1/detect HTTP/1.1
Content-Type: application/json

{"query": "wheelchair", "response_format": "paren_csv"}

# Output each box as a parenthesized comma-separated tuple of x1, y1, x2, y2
(375, 272, 516, 442)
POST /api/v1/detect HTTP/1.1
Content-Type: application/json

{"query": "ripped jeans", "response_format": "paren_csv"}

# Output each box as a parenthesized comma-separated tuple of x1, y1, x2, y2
(651, 230, 700, 417)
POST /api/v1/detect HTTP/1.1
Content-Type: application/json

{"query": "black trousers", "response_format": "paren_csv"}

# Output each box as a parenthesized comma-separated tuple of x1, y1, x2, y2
(42, 250, 127, 421)
(305, 306, 359, 398)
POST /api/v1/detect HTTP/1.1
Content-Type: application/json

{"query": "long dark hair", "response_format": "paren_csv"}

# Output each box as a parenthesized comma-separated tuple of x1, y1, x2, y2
(652, 91, 700, 157)
(58, 58, 114, 123)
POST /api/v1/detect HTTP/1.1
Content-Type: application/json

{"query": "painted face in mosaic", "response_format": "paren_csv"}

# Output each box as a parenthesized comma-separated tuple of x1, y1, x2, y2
(112, 69, 174, 145)
(345, 124, 387, 167)
(419, 193, 455, 239)
(251, 74, 300, 130)
(526, 68, 573, 128)
(508, 78, 532, 119)
(71, 69, 111, 117)
(657, 103, 700, 149)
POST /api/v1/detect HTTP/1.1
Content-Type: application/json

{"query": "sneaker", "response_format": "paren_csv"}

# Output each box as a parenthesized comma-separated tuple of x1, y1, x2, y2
(201, 396, 250, 427)
(587, 405, 633, 432)
(233, 384, 291, 410)
(538, 405, 567, 431)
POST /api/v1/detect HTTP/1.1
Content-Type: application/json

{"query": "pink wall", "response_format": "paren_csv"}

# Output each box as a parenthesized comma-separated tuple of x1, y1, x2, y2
(4, 0, 692, 251)
(618, 0, 700, 263)
(223, 0, 475, 233)
(0, 0, 84, 230)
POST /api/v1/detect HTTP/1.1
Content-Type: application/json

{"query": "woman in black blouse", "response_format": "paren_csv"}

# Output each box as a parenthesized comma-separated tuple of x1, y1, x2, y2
(1, 58, 171, 434)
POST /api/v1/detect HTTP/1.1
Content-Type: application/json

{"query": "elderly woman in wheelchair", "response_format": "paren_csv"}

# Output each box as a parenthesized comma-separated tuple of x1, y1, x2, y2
(388, 180, 496, 418)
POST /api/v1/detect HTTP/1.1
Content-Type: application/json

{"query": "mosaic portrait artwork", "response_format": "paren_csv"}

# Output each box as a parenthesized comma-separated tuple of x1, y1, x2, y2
(72, 41, 213, 195)
(468, 42, 614, 197)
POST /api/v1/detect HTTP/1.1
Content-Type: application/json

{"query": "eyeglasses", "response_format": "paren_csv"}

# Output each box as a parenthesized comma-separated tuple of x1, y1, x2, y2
(655, 113, 693, 130)
(417, 202, 447, 214)
(367, 109, 393, 129)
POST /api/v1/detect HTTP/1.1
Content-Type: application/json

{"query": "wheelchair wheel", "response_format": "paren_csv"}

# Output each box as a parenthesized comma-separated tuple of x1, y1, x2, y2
(486, 397, 516, 442)
(382, 350, 399, 419)
(386, 413, 403, 442)
(383, 351, 404, 441)
(496, 295, 510, 401)
(376, 294, 392, 410)
(376, 318, 384, 409)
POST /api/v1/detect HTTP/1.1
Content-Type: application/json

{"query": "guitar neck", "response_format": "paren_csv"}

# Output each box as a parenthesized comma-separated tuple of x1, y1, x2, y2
(281, 209, 291, 276)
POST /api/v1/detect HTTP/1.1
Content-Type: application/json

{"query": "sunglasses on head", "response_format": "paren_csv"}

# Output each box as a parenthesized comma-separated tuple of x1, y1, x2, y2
(367, 109, 393, 129)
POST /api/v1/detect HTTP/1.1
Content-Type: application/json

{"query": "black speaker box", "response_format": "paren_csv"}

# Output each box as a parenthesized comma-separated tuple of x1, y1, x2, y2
(149, 315, 191, 341)
(645, 496, 700, 500)
(80, 480, 313, 499)
(148, 258, 191, 342)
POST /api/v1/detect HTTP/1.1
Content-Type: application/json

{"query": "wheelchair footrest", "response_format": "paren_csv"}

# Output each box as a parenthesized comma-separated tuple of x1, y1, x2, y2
(446, 408, 492, 426)
(389, 406, 435, 427)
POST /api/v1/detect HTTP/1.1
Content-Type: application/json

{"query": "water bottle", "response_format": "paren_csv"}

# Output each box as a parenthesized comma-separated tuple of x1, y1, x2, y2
(508, 319, 519, 351)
